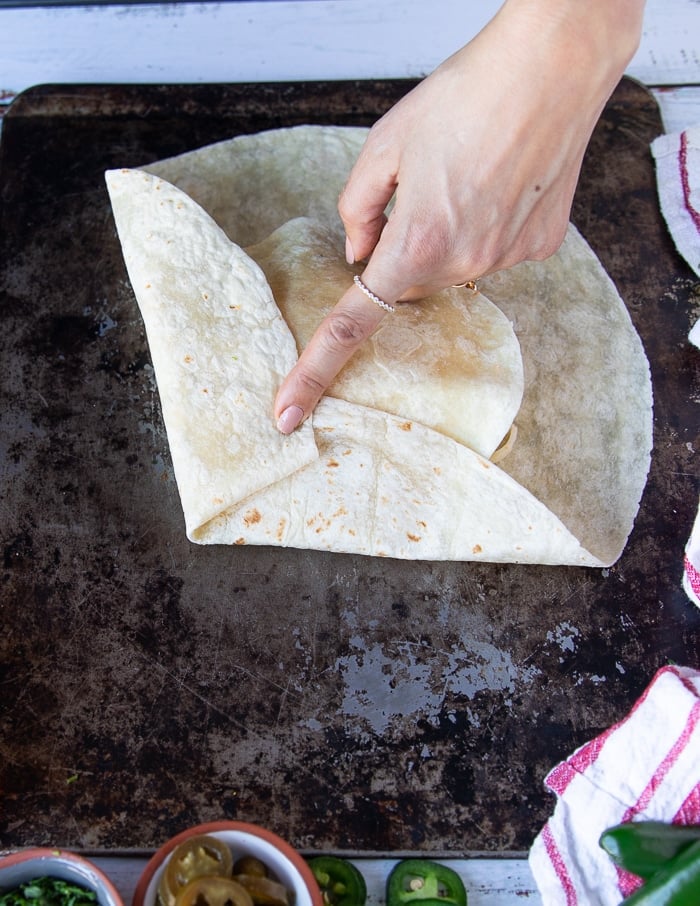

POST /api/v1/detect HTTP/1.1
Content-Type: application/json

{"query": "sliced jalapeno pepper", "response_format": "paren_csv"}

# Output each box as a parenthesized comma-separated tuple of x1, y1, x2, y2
(618, 838, 700, 904)
(159, 835, 234, 906)
(175, 877, 254, 906)
(233, 857, 269, 879)
(234, 875, 290, 906)
(599, 821, 700, 879)
(386, 860, 467, 906)
(307, 856, 367, 906)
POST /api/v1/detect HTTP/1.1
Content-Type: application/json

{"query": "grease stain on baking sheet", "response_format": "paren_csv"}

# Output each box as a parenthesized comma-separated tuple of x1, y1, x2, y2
(333, 636, 541, 736)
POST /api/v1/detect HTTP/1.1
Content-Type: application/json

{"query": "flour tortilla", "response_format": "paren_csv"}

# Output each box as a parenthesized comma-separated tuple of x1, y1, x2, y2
(104, 167, 317, 536)
(106, 125, 653, 565)
(199, 396, 597, 565)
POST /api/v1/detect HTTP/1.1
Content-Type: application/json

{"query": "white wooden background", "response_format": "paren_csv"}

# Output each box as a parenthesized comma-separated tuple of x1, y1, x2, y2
(0, 1, 698, 903)
(0, 0, 699, 128)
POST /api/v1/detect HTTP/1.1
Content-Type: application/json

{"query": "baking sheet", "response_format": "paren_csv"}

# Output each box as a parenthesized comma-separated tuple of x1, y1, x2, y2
(0, 78, 698, 854)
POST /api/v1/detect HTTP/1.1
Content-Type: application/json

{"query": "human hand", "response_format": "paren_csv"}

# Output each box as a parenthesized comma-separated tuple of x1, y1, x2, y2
(274, 0, 644, 434)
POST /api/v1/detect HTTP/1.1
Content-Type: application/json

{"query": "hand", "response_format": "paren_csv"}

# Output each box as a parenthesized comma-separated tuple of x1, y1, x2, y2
(274, 0, 645, 434)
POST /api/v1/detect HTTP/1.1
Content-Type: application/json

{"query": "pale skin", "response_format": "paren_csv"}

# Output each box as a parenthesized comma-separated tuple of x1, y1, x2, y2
(275, 0, 646, 434)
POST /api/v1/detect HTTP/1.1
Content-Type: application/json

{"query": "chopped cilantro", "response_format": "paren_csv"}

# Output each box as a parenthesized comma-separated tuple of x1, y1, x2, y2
(0, 876, 98, 906)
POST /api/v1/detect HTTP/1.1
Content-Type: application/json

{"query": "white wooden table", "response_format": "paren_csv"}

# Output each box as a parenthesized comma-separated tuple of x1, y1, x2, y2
(88, 854, 542, 905)
(0, 0, 699, 128)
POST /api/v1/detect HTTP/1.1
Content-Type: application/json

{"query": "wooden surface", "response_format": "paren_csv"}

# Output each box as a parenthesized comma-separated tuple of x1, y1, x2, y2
(0, 0, 699, 109)
(87, 855, 541, 905)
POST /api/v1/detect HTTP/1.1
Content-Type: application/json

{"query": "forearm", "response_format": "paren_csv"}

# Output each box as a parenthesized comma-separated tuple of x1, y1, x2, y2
(491, 0, 646, 100)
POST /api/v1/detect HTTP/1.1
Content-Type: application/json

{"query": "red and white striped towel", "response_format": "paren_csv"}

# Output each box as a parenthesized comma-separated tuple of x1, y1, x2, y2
(650, 126, 700, 608)
(685, 506, 700, 608)
(529, 664, 700, 905)
(651, 125, 700, 280)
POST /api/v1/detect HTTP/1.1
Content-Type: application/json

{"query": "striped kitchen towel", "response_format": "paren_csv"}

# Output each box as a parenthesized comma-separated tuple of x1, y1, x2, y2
(651, 127, 700, 609)
(651, 125, 700, 280)
(685, 505, 700, 608)
(529, 664, 700, 905)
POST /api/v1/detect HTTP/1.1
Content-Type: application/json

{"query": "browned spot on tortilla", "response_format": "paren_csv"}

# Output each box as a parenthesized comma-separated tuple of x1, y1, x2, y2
(276, 518, 286, 541)
(202, 388, 209, 394)
(407, 533, 421, 542)
(183, 354, 193, 364)
(417, 520, 427, 528)
(229, 304, 240, 310)
(433, 466, 442, 475)
(243, 508, 262, 527)
(473, 544, 483, 554)
(333, 507, 347, 517)
(234, 537, 246, 545)
(327, 459, 339, 468)
(212, 497, 224, 505)
(480, 460, 490, 469)
(343, 449, 352, 456)
(399, 422, 412, 431)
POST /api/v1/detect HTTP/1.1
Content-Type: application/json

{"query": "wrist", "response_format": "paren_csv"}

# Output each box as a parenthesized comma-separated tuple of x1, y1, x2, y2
(495, 0, 645, 93)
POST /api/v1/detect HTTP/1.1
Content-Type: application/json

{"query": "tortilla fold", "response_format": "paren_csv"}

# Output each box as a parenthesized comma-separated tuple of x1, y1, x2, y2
(106, 126, 653, 566)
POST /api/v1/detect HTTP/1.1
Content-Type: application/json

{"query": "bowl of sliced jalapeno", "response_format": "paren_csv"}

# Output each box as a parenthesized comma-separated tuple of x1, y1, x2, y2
(132, 821, 323, 906)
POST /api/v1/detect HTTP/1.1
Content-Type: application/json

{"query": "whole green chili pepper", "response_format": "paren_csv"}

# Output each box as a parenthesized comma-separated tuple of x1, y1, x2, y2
(619, 838, 700, 904)
(599, 821, 700, 879)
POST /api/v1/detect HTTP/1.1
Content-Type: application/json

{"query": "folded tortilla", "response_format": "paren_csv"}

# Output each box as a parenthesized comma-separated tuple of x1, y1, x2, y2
(105, 125, 653, 566)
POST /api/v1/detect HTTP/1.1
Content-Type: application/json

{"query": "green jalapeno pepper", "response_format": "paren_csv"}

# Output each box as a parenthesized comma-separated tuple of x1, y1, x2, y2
(307, 856, 367, 906)
(386, 859, 467, 906)
(618, 838, 700, 904)
(599, 821, 700, 879)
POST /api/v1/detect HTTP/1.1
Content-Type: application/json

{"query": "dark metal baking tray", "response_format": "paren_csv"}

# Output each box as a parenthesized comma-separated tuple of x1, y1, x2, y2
(0, 78, 698, 854)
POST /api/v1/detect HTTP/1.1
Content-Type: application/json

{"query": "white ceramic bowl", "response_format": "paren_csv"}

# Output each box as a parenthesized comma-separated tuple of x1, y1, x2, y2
(133, 821, 322, 906)
(0, 848, 124, 906)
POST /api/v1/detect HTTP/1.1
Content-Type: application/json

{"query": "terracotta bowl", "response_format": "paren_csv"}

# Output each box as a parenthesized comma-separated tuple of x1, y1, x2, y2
(0, 848, 124, 906)
(133, 821, 323, 906)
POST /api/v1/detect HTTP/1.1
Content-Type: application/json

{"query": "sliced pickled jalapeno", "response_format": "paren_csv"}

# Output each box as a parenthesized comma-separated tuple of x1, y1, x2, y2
(159, 835, 234, 906)
(175, 876, 255, 906)
(233, 857, 269, 879)
(233, 875, 290, 906)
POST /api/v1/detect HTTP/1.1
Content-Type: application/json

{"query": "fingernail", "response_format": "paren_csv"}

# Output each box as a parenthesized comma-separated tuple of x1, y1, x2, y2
(345, 236, 354, 265)
(276, 404, 304, 435)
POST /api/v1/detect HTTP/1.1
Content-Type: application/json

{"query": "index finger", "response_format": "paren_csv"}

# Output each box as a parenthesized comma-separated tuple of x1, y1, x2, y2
(274, 277, 392, 434)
